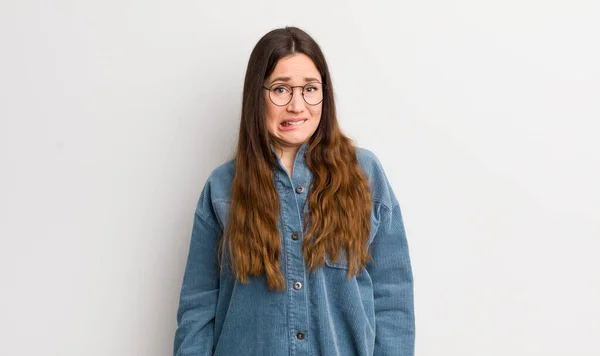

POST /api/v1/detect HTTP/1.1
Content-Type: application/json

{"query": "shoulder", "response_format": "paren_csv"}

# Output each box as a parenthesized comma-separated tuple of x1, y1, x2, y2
(355, 147, 398, 209)
(355, 147, 383, 175)
(195, 159, 235, 220)
(204, 159, 235, 203)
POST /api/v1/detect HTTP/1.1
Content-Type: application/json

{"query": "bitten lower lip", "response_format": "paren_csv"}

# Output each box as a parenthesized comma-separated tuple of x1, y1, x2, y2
(279, 119, 307, 131)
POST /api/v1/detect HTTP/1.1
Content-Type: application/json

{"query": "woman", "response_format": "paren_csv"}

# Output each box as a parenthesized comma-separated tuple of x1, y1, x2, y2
(174, 26, 415, 356)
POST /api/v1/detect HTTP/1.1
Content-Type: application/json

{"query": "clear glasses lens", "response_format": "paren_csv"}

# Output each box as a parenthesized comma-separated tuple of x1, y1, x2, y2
(268, 83, 323, 106)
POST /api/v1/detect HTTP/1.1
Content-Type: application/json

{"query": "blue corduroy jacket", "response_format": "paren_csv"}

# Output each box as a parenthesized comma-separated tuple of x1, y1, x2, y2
(174, 143, 415, 356)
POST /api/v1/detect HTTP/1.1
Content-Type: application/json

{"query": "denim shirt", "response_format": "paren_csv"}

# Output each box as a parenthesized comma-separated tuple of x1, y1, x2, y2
(174, 144, 415, 356)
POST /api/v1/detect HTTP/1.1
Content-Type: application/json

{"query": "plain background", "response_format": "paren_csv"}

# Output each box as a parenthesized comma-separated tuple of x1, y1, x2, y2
(1, 1, 599, 355)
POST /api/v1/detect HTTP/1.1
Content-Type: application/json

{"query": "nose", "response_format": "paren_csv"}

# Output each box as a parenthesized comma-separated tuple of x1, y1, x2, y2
(287, 87, 305, 112)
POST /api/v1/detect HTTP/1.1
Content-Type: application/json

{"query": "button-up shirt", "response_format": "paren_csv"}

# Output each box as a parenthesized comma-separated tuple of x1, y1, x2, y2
(174, 143, 415, 356)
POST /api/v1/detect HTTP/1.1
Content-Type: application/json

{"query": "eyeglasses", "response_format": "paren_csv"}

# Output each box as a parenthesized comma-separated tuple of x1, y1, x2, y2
(262, 82, 325, 106)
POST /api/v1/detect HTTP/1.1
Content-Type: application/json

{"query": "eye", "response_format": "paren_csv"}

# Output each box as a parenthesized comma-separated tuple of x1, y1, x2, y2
(304, 82, 321, 93)
(273, 85, 291, 94)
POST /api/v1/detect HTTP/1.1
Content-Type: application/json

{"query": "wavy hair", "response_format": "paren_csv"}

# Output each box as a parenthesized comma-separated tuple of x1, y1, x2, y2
(220, 26, 372, 291)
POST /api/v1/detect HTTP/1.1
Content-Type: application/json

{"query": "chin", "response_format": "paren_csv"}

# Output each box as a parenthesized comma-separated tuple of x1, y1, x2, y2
(281, 138, 309, 147)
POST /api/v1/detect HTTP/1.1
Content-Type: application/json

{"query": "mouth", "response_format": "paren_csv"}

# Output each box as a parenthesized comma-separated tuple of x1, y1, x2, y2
(280, 118, 308, 128)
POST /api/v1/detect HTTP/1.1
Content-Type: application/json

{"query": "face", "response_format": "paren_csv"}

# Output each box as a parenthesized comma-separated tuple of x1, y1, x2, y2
(264, 53, 323, 149)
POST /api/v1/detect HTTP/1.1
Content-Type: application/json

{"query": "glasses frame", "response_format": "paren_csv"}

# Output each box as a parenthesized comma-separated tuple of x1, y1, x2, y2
(262, 82, 326, 107)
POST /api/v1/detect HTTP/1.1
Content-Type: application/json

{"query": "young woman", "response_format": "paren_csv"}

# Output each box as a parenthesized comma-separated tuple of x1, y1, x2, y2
(174, 26, 415, 356)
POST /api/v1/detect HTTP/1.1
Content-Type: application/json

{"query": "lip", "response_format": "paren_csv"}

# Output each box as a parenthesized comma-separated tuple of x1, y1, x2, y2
(279, 117, 308, 131)
(281, 117, 308, 124)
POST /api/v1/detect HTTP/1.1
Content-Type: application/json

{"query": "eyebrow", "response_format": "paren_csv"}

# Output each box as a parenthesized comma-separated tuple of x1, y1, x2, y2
(269, 76, 321, 84)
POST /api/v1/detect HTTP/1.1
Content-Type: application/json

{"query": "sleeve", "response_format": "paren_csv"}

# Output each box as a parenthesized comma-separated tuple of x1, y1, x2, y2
(173, 186, 222, 356)
(367, 201, 415, 355)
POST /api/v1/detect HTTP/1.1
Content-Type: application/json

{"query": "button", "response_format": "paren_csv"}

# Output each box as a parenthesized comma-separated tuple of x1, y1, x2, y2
(295, 185, 305, 194)
(293, 281, 302, 290)
(291, 232, 299, 240)
(296, 331, 305, 340)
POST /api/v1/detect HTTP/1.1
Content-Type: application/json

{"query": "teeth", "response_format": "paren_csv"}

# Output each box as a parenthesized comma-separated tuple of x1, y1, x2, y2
(282, 120, 306, 127)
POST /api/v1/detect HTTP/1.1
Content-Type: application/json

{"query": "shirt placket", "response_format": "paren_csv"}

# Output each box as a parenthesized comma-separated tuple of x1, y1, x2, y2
(275, 165, 310, 356)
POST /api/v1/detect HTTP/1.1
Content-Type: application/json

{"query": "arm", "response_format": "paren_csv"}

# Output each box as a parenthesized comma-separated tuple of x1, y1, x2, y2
(173, 196, 221, 356)
(367, 202, 415, 355)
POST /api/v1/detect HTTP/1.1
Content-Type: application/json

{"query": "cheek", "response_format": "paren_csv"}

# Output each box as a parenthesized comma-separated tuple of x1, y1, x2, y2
(310, 106, 323, 122)
(265, 105, 281, 131)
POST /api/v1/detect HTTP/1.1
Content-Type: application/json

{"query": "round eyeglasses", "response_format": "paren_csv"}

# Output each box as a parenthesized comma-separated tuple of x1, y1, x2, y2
(262, 82, 325, 106)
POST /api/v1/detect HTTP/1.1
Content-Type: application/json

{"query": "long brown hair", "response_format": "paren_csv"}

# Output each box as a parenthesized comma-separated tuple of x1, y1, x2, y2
(220, 26, 372, 291)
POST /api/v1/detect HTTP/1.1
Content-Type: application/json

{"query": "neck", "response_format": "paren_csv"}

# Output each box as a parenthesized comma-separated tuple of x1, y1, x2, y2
(272, 142, 304, 177)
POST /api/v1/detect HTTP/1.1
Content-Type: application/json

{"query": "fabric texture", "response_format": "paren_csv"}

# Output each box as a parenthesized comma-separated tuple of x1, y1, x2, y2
(174, 143, 415, 356)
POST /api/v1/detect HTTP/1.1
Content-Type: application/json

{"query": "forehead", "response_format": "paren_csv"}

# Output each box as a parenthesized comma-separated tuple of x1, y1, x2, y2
(267, 53, 321, 83)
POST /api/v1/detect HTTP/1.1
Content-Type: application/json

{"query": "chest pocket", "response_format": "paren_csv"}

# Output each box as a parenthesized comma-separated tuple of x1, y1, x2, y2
(324, 250, 350, 270)
(212, 201, 231, 231)
(323, 214, 380, 271)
